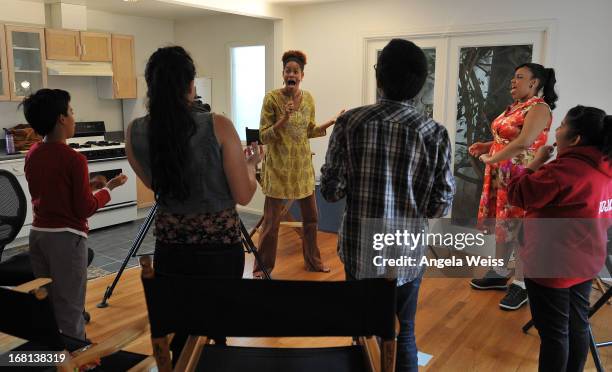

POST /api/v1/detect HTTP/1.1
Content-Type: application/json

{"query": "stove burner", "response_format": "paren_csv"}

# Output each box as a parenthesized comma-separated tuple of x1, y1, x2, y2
(71, 141, 122, 148)
(83, 140, 122, 147)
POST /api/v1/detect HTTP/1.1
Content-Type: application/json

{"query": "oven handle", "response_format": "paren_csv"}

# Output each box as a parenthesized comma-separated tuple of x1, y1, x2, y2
(88, 156, 127, 163)
(96, 201, 137, 213)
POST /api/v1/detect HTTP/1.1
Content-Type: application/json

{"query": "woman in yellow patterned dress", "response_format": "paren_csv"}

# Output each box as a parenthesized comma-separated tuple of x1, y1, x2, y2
(254, 50, 344, 277)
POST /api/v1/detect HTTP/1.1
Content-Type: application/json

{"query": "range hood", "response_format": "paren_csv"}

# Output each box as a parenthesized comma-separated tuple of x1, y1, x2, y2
(46, 60, 114, 77)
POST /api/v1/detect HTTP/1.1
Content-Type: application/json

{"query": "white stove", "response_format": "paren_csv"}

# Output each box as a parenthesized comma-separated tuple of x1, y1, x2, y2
(69, 121, 127, 162)
(71, 121, 137, 231)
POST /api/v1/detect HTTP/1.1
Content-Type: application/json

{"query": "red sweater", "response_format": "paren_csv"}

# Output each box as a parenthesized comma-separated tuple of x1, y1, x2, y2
(25, 142, 110, 235)
(507, 146, 612, 288)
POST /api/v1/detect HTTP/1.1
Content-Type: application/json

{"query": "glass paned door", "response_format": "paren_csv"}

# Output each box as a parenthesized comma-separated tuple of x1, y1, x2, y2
(446, 32, 543, 225)
(365, 37, 447, 122)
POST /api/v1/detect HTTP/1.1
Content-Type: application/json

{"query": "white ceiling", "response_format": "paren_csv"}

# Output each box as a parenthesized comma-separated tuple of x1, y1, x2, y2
(24, 0, 347, 20)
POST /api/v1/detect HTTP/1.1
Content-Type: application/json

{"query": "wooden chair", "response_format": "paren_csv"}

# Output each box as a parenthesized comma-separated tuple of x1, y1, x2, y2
(136, 255, 397, 372)
(0, 278, 153, 372)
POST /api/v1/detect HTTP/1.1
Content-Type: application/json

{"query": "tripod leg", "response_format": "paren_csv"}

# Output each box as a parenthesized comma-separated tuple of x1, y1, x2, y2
(589, 285, 612, 318)
(249, 215, 264, 237)
(97, 203, 158, 308)
(589, 324, 605, 372)
(240, 220, 272, 280)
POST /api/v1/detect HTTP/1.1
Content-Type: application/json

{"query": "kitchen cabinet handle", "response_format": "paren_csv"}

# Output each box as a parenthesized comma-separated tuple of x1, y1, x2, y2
(83, 44, 87, 56)
(77, 43, 82, 56)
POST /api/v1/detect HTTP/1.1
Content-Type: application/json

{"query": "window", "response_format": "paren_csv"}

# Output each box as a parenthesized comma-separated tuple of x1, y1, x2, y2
(230, 45, 265, 141)
(452, 44, 533, 225)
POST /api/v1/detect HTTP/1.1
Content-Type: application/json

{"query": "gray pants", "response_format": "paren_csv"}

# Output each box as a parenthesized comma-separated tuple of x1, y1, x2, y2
(29, 230, 88, 339)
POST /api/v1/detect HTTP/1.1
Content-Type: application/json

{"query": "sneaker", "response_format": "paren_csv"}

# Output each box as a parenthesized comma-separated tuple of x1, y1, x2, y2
(470, 270, 509, 290)
(499, 283, 528, 310)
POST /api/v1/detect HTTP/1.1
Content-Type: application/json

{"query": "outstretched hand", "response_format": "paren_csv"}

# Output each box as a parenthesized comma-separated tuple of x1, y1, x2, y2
(89, 175, 107, 191)
(107, 174, 128, 190)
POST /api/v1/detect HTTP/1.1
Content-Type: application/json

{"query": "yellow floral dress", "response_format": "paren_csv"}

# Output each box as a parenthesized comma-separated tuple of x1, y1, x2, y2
(259, 89, 326, 199)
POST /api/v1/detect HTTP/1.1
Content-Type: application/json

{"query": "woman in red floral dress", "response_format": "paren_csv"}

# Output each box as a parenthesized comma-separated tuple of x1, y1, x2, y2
(468, 63, 558, 310)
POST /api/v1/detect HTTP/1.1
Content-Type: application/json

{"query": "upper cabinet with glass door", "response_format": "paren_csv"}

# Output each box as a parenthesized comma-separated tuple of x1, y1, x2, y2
(5, 25, 47, 101)
(0, 25, 11, 101)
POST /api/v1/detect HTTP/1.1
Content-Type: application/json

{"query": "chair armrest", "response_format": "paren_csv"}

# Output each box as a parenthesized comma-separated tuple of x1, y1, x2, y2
(57, 316, 149, 372)
(13, 278, 52, 293)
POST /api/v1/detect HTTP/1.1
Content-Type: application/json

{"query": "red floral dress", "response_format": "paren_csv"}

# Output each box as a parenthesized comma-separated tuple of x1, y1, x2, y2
(477, 97, 552, 242)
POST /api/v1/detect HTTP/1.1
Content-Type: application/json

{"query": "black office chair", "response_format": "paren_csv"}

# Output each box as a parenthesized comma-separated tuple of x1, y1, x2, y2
(0, 169, 29, 286)
(139, 256, 397, 372)
(0, 280, 151, 372)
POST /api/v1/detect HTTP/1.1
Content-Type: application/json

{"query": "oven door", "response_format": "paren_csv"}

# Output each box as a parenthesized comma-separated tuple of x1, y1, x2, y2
(88, 158, 137, 210)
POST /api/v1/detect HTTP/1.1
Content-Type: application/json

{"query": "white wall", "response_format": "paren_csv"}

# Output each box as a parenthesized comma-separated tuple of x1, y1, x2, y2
(0, 5, 174, 135)
(175, 13, 275, 214)
(175, 13, 275, 117)
(286, 0, 612, 177)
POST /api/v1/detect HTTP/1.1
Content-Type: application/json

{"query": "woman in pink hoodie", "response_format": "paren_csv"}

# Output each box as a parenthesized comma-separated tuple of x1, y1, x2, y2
(508, 105, 612, 372)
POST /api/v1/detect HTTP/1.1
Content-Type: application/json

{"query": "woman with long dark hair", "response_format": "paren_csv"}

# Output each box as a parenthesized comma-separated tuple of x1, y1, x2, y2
(126, 46, 262, 361)
(469, 63, 558, 310)
(508, 106, 612, 371)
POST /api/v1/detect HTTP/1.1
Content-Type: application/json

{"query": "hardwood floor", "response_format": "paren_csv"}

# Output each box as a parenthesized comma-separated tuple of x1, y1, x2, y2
(84, 228, 611, 371)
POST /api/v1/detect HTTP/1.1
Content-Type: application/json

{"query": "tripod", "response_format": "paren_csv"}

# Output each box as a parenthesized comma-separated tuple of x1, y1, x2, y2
(522, 282, 611, 372)
(98, 203, 271, 308)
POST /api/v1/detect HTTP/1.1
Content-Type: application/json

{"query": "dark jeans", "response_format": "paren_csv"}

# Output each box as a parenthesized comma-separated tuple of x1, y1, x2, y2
(154, 240, 245, 364)
(525, 278, 592, 372)
(345, 269, 422, 372)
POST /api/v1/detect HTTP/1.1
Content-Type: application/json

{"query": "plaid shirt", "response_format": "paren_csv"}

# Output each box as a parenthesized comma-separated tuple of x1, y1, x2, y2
(320, 99, 455, 285)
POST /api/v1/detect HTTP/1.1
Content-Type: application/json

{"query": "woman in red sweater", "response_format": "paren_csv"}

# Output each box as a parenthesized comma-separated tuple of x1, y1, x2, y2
(508, 105, 612, 372)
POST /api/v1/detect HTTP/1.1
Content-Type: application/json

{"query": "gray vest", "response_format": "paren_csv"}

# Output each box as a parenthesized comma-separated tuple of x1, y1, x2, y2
(130, 111, 235, 214)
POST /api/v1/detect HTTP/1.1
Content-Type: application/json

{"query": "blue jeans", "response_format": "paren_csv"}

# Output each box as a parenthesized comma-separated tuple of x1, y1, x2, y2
(345, 269, 422, 372)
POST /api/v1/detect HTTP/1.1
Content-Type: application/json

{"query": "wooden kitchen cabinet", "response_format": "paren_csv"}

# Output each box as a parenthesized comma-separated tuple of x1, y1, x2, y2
(98, 34, 136, 99)
(46, 29, 112, 62)
(80, 32, 112, 62)
(0, 25, 10, 101)
(5, 25, 47, 101)
(111, 34, 136, 98)
(136, 177, 155, 209)
(45, 28, 80, 60)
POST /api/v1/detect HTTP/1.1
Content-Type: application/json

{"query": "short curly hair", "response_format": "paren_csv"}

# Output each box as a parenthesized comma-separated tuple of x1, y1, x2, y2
(282, 50, 307, 70)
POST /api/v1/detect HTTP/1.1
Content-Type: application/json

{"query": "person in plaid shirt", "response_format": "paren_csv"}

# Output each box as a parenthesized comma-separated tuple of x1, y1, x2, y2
(321, 39, 455, 372)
